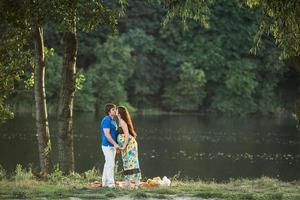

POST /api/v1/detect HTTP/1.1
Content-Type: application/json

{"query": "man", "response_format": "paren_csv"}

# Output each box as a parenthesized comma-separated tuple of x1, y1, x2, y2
(100, 103, 120, 188)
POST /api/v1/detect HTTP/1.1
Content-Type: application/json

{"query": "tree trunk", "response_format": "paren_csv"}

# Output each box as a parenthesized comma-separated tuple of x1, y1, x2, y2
(57, 30, 77, 174)
(32, 26, 52, 175)
(294, 58, 300, 130)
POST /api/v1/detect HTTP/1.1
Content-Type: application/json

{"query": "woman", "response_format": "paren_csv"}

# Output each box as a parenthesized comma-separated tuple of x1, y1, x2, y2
(116, 106, 141, 188)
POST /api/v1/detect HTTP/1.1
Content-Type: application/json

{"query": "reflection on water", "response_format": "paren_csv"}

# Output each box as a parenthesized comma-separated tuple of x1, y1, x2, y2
(0, 113, 300, 181)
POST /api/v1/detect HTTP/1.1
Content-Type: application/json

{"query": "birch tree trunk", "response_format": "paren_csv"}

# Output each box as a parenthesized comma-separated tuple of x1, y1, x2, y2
(32, 26, 52, 175)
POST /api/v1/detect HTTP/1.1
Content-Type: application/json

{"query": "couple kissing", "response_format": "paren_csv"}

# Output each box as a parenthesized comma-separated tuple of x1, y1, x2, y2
(100, 103, 141, 188)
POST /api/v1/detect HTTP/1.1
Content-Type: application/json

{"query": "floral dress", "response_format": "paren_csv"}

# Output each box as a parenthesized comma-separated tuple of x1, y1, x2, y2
(117, 127, 142, 182)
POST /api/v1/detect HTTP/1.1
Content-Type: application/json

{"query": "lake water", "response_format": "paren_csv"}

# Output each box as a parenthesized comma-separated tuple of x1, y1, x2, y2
(1, 113, 300, 181)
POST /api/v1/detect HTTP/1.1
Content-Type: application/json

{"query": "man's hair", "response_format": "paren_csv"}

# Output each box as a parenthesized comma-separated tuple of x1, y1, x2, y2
(104, 103, 116, 115)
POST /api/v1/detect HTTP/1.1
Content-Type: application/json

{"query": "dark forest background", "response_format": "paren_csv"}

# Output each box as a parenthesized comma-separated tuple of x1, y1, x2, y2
(10, 0, 300, 116)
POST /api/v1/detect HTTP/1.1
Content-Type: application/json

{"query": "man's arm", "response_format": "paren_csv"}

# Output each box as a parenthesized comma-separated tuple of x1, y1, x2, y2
(103, 128, 120, 149)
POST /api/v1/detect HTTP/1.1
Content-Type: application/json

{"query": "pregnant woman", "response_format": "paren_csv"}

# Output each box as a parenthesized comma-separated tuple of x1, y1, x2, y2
(116, 106, 142, 188)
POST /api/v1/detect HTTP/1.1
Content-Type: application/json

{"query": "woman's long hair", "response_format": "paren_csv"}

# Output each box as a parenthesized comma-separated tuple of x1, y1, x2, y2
(117, 106, 137, 138)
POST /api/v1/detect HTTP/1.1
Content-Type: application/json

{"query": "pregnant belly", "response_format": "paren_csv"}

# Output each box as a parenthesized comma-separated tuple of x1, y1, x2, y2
(117, 134, 126, 147)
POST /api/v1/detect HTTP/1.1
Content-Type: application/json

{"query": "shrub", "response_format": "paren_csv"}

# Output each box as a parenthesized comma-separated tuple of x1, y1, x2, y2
(49, 165, 63, 182)
(67, 172, 82, 182)
(14, 164, 33, 181)
(84, 167, 100, 182)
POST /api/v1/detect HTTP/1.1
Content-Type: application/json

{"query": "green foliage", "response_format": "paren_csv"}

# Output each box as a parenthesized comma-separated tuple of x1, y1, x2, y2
(84, 167, 100, 182)
(0, 0, 122, 118)
(122, 29, 161, 108)
(53, 0, 119, 33)
(159, 0, 285, 115)
(49, 165, 63, 182)
(75, 73, 86, 91)
(67, 172, 82, 182)
(45, 51, 62, 112)
(246, 0, 300, 59)
(84, 35, 135, 112)
(0, 103, 14, 123)
(0, 15, 31, 122)
(44, 47, 92, 112)
(162, 62, 206, 111)
(44, 47, 55, 57)
(45, 48, 91, 112)
(49, 165, 85, 183)
(14, 164, 33, 181)
(39, 0, 288, 115)
(74, 70, 97, 112)
(2, 0, 295, 117)
(24, 73, 35, 89)
(163, 0, 212, 28)
(210, 60, 258, 115)
(78, 1, 118, 32)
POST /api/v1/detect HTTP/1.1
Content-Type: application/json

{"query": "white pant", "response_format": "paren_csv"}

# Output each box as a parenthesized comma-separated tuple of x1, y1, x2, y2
(102, 146, 116, 187)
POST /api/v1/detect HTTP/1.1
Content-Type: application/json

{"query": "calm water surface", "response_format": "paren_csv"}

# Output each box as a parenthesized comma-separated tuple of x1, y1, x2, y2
(1, 113, 300, 181)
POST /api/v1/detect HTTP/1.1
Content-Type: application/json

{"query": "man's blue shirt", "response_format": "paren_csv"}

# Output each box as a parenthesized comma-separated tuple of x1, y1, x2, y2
(100, 115, 117, 147)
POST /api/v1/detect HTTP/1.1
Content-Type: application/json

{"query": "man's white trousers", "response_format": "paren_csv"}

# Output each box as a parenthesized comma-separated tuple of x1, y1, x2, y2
(102, 145, 116, 187)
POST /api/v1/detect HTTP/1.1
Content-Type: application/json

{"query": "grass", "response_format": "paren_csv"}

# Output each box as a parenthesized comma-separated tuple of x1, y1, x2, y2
(0, 165, 300, 199)
(1, 178, 300, 199)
